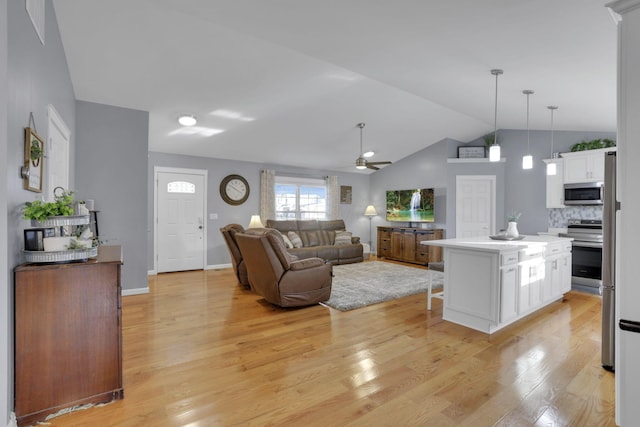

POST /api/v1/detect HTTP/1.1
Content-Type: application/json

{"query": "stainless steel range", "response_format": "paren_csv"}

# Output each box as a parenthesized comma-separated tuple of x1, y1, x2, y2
(560, 219, 603, 294)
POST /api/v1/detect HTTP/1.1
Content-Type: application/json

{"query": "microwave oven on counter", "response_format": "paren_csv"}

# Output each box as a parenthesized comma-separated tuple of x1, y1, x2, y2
(564, 182, 604, 205)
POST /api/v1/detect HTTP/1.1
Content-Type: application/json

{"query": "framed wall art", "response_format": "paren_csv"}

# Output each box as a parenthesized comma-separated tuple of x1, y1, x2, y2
(24, 127, 44, 192)
(457, 146, 486, 159)
(340, 185, 352, 204)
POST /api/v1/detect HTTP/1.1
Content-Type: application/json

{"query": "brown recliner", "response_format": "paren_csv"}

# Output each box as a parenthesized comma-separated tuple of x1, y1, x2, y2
(220, 224, 250, 288)
(235, 228, 332, 307)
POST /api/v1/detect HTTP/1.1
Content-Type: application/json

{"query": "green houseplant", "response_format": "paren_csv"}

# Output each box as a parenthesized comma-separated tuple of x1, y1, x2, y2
(23, 187, 75, 222)
(570, 138, 616, 152)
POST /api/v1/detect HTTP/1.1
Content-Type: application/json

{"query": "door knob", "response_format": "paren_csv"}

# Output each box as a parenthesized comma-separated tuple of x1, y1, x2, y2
(198, 225, 203, 229)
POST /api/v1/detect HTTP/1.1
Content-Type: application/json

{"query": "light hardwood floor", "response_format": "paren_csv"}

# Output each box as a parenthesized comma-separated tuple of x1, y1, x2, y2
(47, 259, 615, 426)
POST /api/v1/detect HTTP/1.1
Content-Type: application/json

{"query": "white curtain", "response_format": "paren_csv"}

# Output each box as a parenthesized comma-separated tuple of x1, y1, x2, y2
(260, 169, 276, 222)
(326, 175, 339, 220)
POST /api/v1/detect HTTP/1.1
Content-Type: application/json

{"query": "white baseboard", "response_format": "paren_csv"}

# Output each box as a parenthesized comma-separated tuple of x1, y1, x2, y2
(122, 287, 150, 296)
(7, 412, 17, 427)
(206, 263, 232, 270)
(148, 269, 157, 276)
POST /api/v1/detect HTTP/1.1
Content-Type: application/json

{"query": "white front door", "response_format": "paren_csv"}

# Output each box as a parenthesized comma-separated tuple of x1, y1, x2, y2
(455, 175, 495, 238)
(156, 169, 207, 273)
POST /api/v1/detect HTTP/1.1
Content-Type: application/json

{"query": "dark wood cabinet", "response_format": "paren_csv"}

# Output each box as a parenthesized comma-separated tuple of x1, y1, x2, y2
(377, 227, 443, 265)
(14, 246, 124, 427)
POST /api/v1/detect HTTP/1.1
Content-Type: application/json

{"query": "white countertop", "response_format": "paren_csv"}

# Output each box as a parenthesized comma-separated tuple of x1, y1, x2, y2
(422, 235, 573, 253)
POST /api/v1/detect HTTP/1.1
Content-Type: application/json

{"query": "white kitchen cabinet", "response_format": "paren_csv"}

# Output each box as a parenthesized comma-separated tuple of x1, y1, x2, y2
(426, 235, 572, 334)
(562, 148, 615, 184)
(543, 158, 565, 208)
(543, 241, 572, 300)
(518, 257, 544, 314)
(500, 253, 519, 323)
(559, 250, 572, 294)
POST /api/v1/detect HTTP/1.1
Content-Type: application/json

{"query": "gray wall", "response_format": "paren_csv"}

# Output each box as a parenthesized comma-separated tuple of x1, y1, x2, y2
(76, 101, 149, 291)
(498, 129, 616, 234)
(1, 1, 9, 424)
(5, 0, 78, 422)
(369, 138, 451, 242)
(148, 152, 370, 269)
(368, 130, 616, 240)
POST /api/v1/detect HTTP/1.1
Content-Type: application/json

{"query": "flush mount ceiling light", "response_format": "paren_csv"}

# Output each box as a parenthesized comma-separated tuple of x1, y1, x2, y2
(522, 90, 534, 170)
(178, 114, 197, 126)
(489, 69, 503, 162)
(546, 106, 559, 175)
(363, 151, 375, 158)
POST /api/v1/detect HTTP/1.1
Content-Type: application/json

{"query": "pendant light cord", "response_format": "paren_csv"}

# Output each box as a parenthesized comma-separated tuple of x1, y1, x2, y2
(493, 73, 499, 143)
(548, 106, 557, 157)
(523, 90, 534, 154)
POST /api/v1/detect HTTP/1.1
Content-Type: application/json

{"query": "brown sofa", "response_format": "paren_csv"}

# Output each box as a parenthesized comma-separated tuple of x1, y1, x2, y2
(219, 224, 250, 288)
(265, 219, 363, 265)
(235, 228, 332, 307)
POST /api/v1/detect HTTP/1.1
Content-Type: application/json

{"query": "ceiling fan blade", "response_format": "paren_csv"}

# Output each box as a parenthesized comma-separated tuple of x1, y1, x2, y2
(366, 164, 380, 170)
(367, 161, 392, 166)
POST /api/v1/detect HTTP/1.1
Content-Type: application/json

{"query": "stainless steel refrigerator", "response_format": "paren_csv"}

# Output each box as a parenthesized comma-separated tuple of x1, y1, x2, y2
(602, 151, 618, 371)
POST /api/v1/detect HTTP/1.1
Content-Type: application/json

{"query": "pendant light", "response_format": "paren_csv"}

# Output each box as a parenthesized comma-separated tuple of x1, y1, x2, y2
(522, 90, 534, 170)
(489, 69, 503, 162)
(546, 106, 558, 175)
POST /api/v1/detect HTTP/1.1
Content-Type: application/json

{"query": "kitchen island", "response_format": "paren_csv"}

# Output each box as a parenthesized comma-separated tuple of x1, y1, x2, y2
(422, 235, 573, 334)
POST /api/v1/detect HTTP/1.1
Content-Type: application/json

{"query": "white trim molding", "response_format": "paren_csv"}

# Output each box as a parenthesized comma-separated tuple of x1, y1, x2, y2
(206, 263, 232, 270)
(608, 0, 640, 15)
(122, 287, 150, 296)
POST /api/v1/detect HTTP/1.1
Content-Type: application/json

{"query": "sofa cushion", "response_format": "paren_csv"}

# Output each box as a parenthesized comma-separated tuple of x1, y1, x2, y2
(280, 232, 294, 249)
(301, 230, 320, 247)
(334, 231, 352, 245)
(288, 231, 303, 248)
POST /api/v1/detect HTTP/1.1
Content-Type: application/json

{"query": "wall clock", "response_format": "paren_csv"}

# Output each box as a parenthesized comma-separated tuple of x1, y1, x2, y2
(220, 174, 250, 205)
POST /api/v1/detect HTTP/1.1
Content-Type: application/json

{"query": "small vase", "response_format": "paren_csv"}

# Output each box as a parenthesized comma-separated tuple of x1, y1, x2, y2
(505, 221, 519, 238)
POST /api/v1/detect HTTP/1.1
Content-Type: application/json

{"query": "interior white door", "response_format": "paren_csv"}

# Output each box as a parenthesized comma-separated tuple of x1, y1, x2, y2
(46, 105, 70, 200)
(455, 175, 495, 238)
(157, 171, 206, 273)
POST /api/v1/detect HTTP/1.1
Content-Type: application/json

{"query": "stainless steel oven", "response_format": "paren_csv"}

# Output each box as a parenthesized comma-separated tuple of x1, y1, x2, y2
(560, 219, 603, 294)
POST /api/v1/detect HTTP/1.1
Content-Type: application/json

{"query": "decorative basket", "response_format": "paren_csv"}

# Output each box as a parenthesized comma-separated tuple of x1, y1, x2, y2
(30, 215, 89, 228)
(23, 247, 98, 263)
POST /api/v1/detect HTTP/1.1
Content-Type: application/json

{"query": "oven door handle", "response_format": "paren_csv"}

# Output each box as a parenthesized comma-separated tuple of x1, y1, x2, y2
(572, 241, 603, 248)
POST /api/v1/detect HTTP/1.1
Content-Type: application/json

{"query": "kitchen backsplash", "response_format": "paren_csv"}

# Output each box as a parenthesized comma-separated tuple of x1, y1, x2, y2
(548, 206, 603, 228)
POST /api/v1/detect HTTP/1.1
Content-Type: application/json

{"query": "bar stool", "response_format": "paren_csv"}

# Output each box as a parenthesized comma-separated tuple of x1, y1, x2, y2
(427, 261, 444, 310)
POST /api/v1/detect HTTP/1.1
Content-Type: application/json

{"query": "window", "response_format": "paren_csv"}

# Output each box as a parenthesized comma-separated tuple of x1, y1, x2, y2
(167, 181, 195, 194)
(275, 176, 327, 220)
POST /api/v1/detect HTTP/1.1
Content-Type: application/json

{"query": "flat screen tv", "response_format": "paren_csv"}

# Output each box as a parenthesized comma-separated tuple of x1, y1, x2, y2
(386, 188, 435, 223)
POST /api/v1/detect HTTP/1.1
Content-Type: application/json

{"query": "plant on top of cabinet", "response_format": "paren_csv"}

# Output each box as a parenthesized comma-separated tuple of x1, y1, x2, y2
(570, 138, 616, 152)
(23, 187, 75, 221)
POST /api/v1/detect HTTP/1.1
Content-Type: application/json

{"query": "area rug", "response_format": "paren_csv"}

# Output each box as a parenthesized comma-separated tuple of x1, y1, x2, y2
(322, 261, 440, 311)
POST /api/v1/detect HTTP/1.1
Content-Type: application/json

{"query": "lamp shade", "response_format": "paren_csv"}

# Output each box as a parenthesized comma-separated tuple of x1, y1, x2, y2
(247, 215, 264, 229)
(489, 144, 501, 162)
(364, 205, 377, 216)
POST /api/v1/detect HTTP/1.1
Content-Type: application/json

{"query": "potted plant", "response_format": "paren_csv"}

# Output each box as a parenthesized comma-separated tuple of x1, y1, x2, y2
(570, 138, 616, 152)
(506, 211, 521, 238)
(23, 187, 75, 223)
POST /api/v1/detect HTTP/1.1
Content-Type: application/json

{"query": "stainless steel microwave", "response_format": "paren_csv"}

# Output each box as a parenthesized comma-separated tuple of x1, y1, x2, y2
(564, 182, 604, 205)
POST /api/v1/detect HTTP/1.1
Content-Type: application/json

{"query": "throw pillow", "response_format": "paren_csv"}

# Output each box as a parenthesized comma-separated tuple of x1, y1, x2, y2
(280, 232, 294, 249)
(334, 231, 352, 246)
(287, 231, 303, 248)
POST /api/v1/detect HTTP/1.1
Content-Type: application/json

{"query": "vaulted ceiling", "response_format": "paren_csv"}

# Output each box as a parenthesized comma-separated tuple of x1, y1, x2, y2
(52, 0, 617, 173)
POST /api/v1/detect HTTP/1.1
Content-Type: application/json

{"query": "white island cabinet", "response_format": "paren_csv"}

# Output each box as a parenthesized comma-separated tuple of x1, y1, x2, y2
(422, 235, 572, 334)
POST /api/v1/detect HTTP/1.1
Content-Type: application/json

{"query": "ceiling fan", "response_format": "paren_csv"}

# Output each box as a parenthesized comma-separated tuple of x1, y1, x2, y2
(355, 122, 392, 170)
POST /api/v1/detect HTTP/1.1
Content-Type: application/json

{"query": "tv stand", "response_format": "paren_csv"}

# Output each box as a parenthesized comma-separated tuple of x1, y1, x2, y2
(377, 226, 443, 265)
